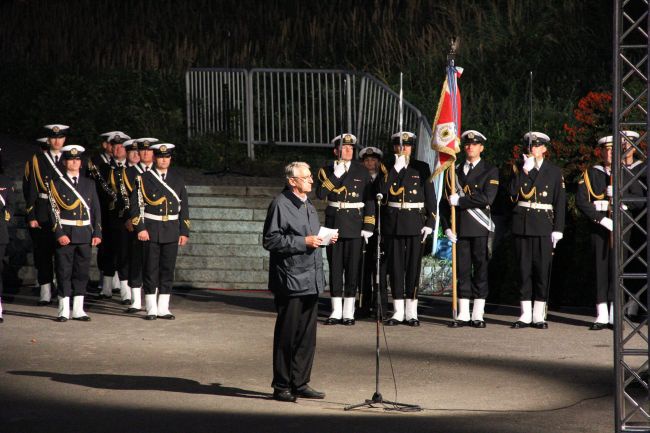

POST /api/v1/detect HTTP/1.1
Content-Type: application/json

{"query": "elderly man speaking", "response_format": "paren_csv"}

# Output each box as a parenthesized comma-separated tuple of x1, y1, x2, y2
(263, 161, 337, 403)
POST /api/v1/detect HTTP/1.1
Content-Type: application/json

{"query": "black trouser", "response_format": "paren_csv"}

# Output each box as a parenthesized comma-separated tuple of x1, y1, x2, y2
(128, 234, 144, 288)
(111, 221, 130, 281)
(385, 235, 422, 300)
(326, 237, 362, 297)
(514, 235, 552, 301)
(591, 227, 614, 303)
(360, 235, 388, 315)
(457, 236, 489, 299)
(272, 294, 318, 392)
(142, 241, 179, 295)
(29, 225, 55, 285)
(0, 244, 6, 297)
(54, 243, 91, 297)
(98, 225, 116, 277)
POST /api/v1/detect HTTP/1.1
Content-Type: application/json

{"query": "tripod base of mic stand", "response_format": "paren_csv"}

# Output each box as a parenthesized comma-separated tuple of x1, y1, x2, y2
(344, 392, 422, 412)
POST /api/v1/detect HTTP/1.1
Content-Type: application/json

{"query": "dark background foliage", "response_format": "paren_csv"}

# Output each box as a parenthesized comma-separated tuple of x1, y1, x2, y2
(0, 0, 624, 306)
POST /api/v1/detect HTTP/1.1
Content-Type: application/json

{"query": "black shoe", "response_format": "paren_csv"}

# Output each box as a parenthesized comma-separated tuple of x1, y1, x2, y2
(531, 322, 548, 329)
(121, 299, 132, 306)
(342, 318, 355, 326)
(56, 316, 68, 322)
(126, 307, 140, 314)
(158, 314, 175, 320)
(145, 315, 157, 320)
(323, 318, 340, 325)
(472, 320, 486, 328)
(448, 320, 470, 328)
(272, 389, 297, 403)
(294, 385, 325, 399)
(384, 318, 402, 326)
(589, 322, 607, 331)
(73, 316, 91, 322)
(37, 300, 50, 306)
(608, 323, 614, 330)
(511, 321, 530, 329)
(406, 319, 420, 327)
(97, 294, 112, 300)
(0, 317, 4, 323)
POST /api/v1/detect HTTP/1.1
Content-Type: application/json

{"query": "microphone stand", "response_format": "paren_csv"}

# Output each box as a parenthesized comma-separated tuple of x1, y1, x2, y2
(344, 194, 422, 412)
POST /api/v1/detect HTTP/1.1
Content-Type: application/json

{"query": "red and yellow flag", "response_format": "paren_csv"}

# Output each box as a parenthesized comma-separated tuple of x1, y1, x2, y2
(431, 67, 463, 179)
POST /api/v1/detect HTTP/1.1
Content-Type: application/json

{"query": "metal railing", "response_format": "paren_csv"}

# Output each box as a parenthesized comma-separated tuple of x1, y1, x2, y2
(185, 68, 434, 163)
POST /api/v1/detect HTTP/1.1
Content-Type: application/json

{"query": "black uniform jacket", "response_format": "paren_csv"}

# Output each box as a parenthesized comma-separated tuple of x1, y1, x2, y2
(315, 160, 375, 238)
(24, 151, 64, 223)
(108, 163, 132, 223)
(0, 175, 15, 245)
(440, 159, 499, 237)
(379, 156, 437, 236)
(509, 159, 566, 236)
(129, 168, 190, 244)
(49, 175, 102, 244)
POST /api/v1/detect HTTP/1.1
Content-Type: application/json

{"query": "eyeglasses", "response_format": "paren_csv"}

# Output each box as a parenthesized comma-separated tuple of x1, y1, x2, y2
(292, 174, 313, 182)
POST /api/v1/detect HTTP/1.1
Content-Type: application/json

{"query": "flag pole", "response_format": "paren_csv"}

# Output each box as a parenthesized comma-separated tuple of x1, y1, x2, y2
(448, 38, 459, 321)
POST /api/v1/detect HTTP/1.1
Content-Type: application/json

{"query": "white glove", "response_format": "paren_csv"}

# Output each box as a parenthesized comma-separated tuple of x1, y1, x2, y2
(449, 193, 460, 206)
(599, 217, 613, 232)
(394, 154, 407, 173)
(361, 230, 373, 244)
(621, 203, 628, 211)
(522, 154, 535, 174)
(551, 231, 563, 248)
(444, 228, 457, 243)
(606, 185, 613, 198)
(333, 161, 346, 178)
(420, 226, 433, 242)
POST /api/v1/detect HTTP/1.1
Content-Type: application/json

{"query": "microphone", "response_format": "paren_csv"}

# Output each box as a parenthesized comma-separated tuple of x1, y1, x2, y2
(376, 193, 383, 200)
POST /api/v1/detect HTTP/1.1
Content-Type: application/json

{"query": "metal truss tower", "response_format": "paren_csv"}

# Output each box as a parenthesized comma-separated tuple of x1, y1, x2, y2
(614, 1, 650, 431)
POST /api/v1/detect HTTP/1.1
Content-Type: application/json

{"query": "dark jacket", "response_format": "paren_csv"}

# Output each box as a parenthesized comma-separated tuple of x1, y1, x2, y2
(129, 167, 190, 244)
(24, 151, 64, 224)
(263, 188, 326, 297)
(0, 175, 15, 245)
(509, 159, 566, 236)
(379, 156, 437, 236)
(49, 174, 102, 244)
(440, 159, 499, 237)
(315, 160, 375, 237)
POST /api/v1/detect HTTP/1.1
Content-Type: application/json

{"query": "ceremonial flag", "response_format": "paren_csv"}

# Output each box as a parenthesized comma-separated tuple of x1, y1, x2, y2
(431, 66, 463, 179)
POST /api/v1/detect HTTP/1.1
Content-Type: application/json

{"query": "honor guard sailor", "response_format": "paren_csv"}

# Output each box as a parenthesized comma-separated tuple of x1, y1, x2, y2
(123, 138, 157, 313)
(24, 124, 68, 305)
(315, 133, 375, 325)
(441, 130, 499, 328)
(0, 147, 15, 323)
(576, 131, 644, 329)
(509, 132, 566, 329)
(48, 145, 102, 322)
(379, 132, 437, 326)
(129, 143, 190, 320)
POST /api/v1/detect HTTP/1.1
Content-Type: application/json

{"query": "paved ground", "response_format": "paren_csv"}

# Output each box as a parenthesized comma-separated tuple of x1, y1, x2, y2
(0, 287, 614, 433)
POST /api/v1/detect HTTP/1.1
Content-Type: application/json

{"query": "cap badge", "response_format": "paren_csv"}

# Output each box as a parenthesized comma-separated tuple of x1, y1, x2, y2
(468, 132, 475, 139)
(52, 126, 60, 133)
(160, 145, 167, 152)
(343, 134, 353, 144)
(71, 148, 78, 155)
(402, 132, 409, 141)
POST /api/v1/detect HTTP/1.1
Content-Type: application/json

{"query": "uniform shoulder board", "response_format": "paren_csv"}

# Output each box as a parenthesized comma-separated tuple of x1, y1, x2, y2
(489, 179, 499, 185)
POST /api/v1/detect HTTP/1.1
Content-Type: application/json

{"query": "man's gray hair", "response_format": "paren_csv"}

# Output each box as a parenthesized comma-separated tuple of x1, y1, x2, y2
(285, 161, 310, 180)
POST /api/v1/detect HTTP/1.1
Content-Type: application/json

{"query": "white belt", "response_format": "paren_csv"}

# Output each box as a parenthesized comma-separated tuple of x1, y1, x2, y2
(144, 212, 179, 221)
(517, 201, 553, 211)
(387, 202, 425, 209)
(593, 200, 610, 212)
(38, 193, 48, 199)
(60, 219, 90, 226)
(328, 201, 364, 209)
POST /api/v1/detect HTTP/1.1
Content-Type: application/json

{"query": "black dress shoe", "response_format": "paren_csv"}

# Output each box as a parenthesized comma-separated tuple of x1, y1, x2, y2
(323, 318, 340, 325)
(531, 322, 548, 329)
(294, 385, 325, 399)
(342, 318, 355, 326)
(97, 294, 112, 300)
(73, 316, 91, 322)
(471, 320, 486, 328)
(511, 321, 530, 329)
(145, 315, 157, 320)
(407, 319, 420, 327)
(589, 322, 607, 331)
(384, 318, 402, 326)
(158, 314, 175, 320)
(121, 299, 132, 306)
(126, 307, 140, 314)
(37, 300, 50, 306)
(608, 324, 614, 330)
(272, 389, 297, 403)
(56, 316, 68, 322)
(0, 317, 4, 323)
(448, 320, 470, 328)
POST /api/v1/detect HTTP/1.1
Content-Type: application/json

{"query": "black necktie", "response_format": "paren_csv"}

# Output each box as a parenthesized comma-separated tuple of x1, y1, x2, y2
(54, 155, 59, 164)
(161, 173, 166, 181)
(72, 176, 78, 187)
(466, 162, 473, 175)
(145, 166, 149, 171)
